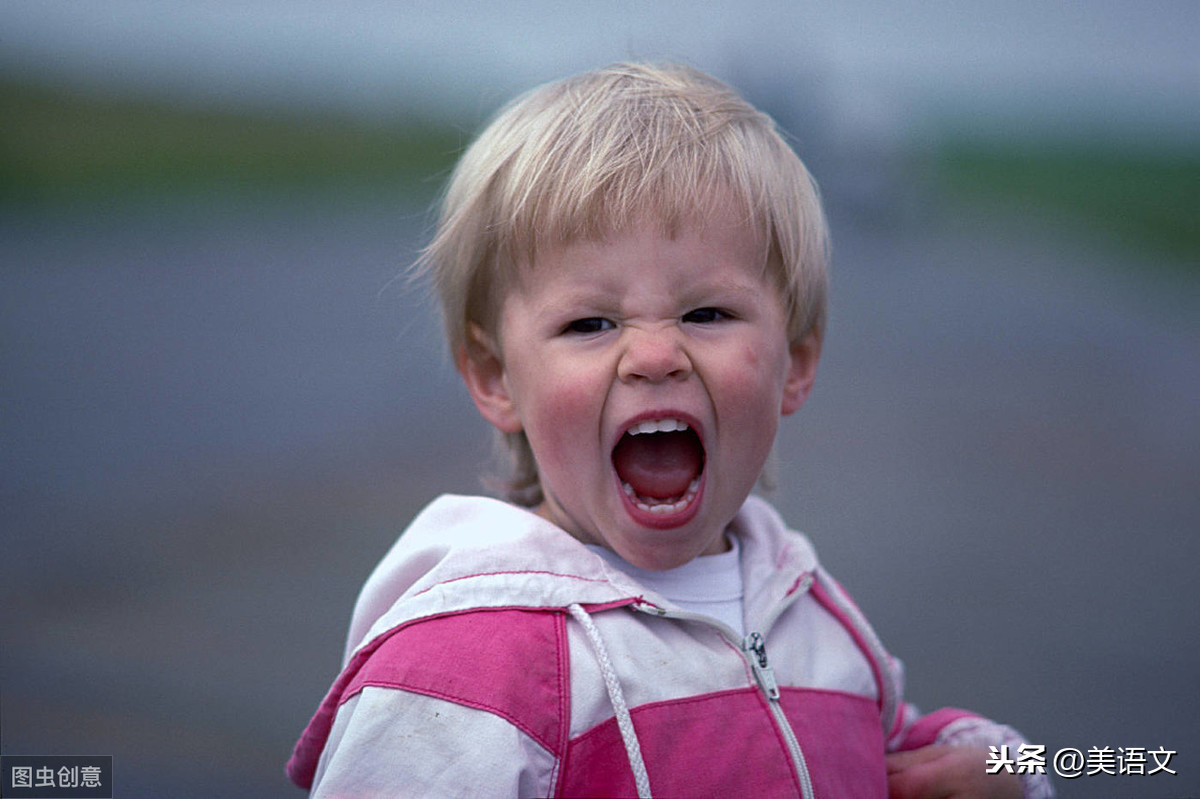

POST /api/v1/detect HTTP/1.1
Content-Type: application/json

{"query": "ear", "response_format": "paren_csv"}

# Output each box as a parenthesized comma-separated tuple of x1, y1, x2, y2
(781, 332, 821, 416)
(457, 323, 523, 434)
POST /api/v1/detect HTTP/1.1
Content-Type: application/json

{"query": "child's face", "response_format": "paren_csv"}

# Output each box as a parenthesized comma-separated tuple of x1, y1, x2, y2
(462, 200, 820, 570)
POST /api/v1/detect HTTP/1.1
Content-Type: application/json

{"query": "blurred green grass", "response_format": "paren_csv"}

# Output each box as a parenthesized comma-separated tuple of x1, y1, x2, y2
(0, 79, 465, 205)
(2, 78, 1196, 268)
(935, 138, 1199, 265)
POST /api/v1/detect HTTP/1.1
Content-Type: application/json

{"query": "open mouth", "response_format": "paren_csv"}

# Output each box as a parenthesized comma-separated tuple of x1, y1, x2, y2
(612, 417, 705, 518)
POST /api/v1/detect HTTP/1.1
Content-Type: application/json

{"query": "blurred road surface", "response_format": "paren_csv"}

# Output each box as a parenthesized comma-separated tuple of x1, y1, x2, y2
(2, 192, 1197, 797)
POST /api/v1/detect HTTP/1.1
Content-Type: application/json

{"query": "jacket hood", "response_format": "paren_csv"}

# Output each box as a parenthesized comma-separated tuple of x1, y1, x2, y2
(343, 493, 820, 664)
(343, 495, 645, 663)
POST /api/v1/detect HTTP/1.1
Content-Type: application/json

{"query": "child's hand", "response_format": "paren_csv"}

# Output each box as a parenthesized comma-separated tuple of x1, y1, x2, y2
(886, 745, 1024, 799)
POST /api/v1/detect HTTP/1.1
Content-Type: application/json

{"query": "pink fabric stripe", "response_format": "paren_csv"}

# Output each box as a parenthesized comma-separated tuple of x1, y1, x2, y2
(563, 689, 797, 796)
(341, 609, 568, 751)
(285, 607, 568, 789)
(783, 570, 814, 597)
(551, 603, 571, 795)
(580, 598, 641, 613)
(780, 689, 888, 797)
(561, 687, 886, 797)
(893, 707, 982, 751)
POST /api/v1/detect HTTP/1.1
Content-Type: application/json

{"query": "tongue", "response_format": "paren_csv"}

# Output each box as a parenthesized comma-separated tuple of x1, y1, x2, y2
(612, 431, 703, 499)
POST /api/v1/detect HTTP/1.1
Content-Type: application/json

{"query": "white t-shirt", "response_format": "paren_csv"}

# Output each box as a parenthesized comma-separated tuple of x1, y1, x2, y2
(587, 535, 746, 638)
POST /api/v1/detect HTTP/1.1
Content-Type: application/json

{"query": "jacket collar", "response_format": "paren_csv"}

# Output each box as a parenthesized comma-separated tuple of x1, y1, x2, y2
(345, 494, 819, 662)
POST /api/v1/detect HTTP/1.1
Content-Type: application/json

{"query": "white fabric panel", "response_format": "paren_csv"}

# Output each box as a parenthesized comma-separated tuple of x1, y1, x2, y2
(312, 688, 557, 798)
(567, 609, 752, 737)
(767, 592, 879, 700)
(566, 595, 878, 737)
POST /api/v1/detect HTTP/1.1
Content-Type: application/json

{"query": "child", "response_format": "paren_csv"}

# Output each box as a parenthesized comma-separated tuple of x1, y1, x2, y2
(287, 63, 1051, 798)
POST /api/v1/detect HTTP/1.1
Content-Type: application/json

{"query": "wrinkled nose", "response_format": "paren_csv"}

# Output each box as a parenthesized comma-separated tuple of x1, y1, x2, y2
(617, 327, 693, 383)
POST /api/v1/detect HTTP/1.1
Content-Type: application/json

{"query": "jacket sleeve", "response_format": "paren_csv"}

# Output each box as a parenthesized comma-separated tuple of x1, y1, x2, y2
(885, 690, 1054, 799)
(309, 686, 557, 798)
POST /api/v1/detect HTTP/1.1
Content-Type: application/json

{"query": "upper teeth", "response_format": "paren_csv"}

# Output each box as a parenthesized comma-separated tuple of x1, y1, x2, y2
(628, 418, 688, 435)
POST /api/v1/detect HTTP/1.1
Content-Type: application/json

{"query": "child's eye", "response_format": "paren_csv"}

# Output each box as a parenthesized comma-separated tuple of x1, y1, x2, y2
(682, 307, 729, 324)
(563, 317, 615, 335)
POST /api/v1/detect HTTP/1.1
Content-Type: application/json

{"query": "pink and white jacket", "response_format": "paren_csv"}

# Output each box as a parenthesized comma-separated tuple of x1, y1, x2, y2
(288, 494, 1051, 798)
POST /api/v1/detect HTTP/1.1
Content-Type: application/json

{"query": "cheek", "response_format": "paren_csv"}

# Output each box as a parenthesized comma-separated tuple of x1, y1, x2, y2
(737, 343, 768, 373)
(544, 369, 605, 417)
(724, 342, 789, 404)
(709, 343, 789, 458)
(518, 370, 606, 466)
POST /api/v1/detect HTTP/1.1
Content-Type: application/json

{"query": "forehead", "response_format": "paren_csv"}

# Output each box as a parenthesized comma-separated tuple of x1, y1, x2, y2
(504, 210, 777, 311)
(515, 193, 769, 275)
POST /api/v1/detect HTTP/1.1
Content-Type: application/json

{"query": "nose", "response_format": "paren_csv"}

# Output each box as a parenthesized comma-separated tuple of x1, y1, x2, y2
(617, 326, 693, 383)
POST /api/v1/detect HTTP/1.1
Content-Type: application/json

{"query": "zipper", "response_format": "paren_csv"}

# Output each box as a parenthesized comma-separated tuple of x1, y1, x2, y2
(744, 632, 779, 699)
(633, 571, 817, 798)
(742, 631, 814, 799)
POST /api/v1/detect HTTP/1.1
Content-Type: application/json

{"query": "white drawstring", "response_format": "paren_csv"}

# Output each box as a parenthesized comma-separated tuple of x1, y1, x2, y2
(567, 603, 652, 798)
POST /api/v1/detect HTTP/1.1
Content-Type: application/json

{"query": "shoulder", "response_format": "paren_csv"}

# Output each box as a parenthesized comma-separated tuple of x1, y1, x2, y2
(288, 607, 573, 790)
(345, 494, 629, 659)
(292, 608, 569, 795)
(344, 609, 571, 753)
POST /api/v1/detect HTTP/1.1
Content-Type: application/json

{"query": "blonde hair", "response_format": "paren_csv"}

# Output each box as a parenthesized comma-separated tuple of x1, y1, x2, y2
(416, 62, 829, 505)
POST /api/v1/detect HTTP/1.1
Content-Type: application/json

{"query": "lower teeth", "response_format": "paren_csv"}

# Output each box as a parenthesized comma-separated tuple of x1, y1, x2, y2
(621, 478, 701, 514)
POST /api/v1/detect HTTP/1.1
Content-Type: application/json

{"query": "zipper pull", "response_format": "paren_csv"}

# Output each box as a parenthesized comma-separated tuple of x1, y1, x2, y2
(743, 632, 780, 700)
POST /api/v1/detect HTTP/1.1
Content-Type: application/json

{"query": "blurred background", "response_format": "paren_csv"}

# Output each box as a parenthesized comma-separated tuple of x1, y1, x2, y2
(2, 2, 1196, 797)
